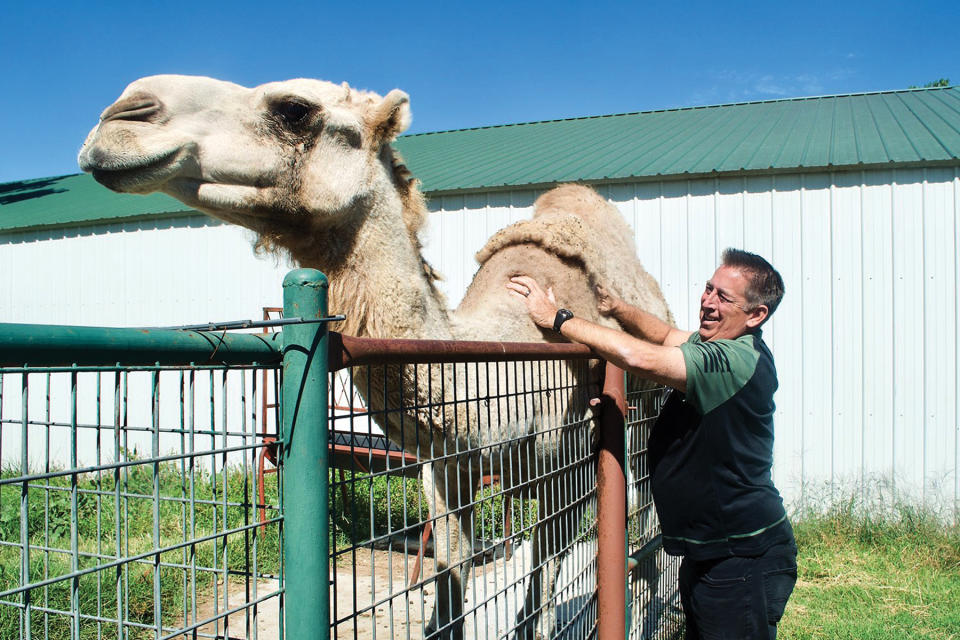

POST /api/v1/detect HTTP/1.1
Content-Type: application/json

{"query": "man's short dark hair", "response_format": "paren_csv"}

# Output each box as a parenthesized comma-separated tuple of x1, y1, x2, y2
(721, 248, 784, 320)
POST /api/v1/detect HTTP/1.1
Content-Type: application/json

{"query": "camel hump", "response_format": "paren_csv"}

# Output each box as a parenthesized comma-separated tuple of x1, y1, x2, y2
(475, 215, 590, 265)
(473, 183, 673, 325)
(475, 183, 636, 268)
(531, 183, 630, 234)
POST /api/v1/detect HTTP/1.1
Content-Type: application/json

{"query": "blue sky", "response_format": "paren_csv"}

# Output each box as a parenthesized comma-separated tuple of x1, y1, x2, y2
(1, 0, 956, 183)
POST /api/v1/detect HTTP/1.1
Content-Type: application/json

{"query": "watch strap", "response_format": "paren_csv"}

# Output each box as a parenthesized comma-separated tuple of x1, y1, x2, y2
(553, 308, 574, 332)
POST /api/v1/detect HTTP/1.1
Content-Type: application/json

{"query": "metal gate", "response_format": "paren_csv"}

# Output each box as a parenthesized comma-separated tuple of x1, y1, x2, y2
(0, 328, 285, 639)
(322, 344, 683, 640)
(1, 269, 682, 640)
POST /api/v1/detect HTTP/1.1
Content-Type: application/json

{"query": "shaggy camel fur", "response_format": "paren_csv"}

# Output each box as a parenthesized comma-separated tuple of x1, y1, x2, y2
(79, 75, 672, 639)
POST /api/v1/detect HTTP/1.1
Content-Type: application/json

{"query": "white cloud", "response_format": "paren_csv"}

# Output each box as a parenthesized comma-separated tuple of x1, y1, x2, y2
(694, 68, 857, 104)
(754, 75, 791, 96)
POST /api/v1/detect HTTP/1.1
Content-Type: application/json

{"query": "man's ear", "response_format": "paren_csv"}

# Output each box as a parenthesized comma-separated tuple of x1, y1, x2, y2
(745, 304, 769, 329)
(368, 89, 411, 145)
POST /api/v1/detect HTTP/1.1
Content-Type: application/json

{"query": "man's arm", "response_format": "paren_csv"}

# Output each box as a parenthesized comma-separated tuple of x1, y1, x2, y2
(557, 316, 687, 392)
(508, 277, 688, 392)
(596, 284, 692, 347)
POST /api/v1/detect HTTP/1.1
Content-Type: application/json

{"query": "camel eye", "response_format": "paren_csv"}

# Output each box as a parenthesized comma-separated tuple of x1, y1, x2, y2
(271, 100, 312, 127)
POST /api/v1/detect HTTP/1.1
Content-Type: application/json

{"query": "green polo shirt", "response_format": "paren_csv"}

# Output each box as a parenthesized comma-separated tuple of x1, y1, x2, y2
(649, 330, 792, 560)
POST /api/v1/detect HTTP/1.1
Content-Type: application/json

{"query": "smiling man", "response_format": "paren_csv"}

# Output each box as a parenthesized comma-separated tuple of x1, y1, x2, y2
(508, 248, 795, 639)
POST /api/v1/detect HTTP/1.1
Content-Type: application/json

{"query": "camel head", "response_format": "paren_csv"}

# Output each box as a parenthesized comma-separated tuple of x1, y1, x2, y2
(79, 75, 416, 252)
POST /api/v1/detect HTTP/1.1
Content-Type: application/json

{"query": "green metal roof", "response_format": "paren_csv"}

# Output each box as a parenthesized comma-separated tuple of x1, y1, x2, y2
(0, 173, 194, 232)
(396, 86, 960, 192)
(3, 86, 959, 232)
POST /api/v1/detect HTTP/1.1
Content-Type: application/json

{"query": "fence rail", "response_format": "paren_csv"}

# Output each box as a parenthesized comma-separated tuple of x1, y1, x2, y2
(0, 269, 682, 640)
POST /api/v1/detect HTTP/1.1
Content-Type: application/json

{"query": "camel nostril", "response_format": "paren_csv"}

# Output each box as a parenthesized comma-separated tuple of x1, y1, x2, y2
(100, 92, 164, 123)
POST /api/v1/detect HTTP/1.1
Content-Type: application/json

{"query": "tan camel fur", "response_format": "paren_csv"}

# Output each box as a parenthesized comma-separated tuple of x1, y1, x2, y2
(79, 75, 672, 639)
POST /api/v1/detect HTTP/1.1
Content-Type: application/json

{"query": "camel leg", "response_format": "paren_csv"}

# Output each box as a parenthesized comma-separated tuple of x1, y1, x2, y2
(516, 460, 587, 640)
(423, 461, 478, 640)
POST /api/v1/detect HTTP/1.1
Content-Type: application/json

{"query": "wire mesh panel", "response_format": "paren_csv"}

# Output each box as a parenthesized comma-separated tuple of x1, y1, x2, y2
(625, 383, 683, 640)
(0, 290, 681, 640)
(0, 364, 282, 640)
(327, 355, 600, 640)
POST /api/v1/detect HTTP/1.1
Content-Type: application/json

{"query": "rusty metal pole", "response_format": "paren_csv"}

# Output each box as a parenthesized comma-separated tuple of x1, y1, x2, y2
(597, 361, 627, 639)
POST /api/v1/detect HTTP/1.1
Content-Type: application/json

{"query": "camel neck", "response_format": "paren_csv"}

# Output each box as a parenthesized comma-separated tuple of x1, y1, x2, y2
(303, 192, 451, 341)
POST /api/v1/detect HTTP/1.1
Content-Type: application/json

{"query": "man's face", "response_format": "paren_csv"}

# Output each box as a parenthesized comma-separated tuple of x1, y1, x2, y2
(698, 265, 767, 341)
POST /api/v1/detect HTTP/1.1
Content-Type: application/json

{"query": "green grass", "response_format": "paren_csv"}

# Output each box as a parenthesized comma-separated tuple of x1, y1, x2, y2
(780, 502, 960, 639)
(5, 463, 958, 640)
(1, 464, 535, 639)
(0, 462, 281, 640)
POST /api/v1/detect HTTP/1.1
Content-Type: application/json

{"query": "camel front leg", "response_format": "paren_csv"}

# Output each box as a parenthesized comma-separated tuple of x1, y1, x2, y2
(516, 460, 589, 640)
(423, 461, 478, 640)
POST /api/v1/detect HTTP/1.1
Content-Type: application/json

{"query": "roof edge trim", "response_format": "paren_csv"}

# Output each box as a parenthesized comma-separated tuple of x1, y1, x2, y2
(420, 158, 960, 198)
(402, 86, 959, 139)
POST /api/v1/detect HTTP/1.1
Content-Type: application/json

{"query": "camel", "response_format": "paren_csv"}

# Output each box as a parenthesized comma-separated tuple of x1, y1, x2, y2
(78, 75, 673, 639)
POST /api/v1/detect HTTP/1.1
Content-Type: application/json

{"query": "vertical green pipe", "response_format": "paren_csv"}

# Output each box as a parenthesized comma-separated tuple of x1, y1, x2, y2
(281, 269, 330, 640)
(70, 371, 80, 640)
(20, 374, 31, 640)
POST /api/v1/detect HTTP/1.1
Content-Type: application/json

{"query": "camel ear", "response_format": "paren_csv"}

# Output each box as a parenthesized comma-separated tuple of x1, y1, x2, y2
(370, 89, 411, 144)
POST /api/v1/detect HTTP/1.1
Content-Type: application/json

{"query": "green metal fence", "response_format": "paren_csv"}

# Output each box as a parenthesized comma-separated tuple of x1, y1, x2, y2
(625, 387, 684, 639)
(0, 269, 681, 640)
(0, 269, 332, 640)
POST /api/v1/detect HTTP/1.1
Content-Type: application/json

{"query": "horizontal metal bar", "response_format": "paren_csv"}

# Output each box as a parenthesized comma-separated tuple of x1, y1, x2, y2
(158, 588, 284, 640)
(329, 332, 595, 370)
(0, 363, 277, 374)
(628, 534, 664, 567)
(0, 535, 282, 575)
(152, 315, 345, 332)
(0, 485, 282, 513)
(0, 518, 276, 600)
(0, 593, 276, 638)
(0, 418, 272, 441)
(0, 596, 274, 638)
(0, 322, 283, 367)
(0, 439, 280, 487)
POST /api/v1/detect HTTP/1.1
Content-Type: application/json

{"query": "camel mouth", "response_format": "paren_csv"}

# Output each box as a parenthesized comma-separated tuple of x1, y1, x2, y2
(84, 149, 187, 193)
(164, 178, 280, 220)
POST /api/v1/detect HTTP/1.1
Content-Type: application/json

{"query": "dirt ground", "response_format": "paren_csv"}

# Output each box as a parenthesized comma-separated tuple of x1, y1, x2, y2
(182, 540, 600, 640)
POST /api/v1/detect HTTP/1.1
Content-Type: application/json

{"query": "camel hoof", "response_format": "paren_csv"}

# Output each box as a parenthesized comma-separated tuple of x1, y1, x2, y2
(511, 622, 538, 640)
(513, 618, 555, 640)
(424, 620, 464, 640)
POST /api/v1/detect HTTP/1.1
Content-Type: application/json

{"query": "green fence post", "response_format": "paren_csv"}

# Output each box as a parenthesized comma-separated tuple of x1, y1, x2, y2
(281, 269, 330, 640)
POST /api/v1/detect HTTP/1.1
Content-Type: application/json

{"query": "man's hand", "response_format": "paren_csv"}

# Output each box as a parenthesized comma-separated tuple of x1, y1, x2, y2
(596, 284, 621, 318)
(510, 277, 689, 391)
(507, 276, 558, 329)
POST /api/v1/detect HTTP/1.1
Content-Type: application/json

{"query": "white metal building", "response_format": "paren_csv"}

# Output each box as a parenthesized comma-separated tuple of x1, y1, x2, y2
(2, 86, 959, 517)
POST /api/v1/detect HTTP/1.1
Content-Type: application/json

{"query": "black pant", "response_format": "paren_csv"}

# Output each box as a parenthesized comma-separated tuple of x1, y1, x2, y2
(678, 541, 797, 639)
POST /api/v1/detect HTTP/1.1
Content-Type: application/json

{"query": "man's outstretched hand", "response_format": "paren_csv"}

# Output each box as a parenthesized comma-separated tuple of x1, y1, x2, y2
(507, 276, 559, 329)
(595, 284, 621, 318)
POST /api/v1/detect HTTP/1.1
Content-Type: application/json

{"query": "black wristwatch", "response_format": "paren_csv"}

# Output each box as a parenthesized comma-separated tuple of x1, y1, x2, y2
(553, 308, 574, 332)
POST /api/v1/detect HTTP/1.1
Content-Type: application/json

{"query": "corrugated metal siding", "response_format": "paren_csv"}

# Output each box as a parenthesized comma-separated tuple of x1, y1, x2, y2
(2, 170, 958, 519)
(0, 217, 290, 327)
(421, 168, 960, 516)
